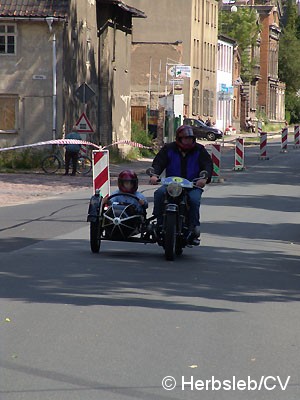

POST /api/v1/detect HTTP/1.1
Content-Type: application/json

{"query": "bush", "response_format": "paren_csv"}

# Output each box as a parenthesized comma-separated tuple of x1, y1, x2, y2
(131, 121, 155, 158)
(0, 148, 45, 171)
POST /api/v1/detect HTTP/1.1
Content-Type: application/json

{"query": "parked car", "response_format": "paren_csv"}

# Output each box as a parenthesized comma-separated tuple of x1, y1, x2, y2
(183, 118, 223, 141)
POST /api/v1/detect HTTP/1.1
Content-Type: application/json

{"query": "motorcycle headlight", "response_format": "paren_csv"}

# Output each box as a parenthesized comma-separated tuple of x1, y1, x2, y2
(167, 183, 182, 197)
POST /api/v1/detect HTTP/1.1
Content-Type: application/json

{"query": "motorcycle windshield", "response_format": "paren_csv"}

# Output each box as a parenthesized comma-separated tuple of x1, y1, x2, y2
(161, 176, 193, 188)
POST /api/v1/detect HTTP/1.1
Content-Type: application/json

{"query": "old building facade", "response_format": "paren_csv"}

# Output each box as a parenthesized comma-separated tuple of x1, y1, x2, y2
(0, 0, 144, 148)
(128, 0, 218, 123)
(256, 2, 285, 123)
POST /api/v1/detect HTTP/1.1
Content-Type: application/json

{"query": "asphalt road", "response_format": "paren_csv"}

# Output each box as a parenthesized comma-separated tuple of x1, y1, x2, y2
(1, 140, 300, 399)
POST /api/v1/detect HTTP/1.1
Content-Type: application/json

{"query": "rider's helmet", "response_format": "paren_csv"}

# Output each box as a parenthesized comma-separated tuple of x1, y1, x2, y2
(118, 170, 138, 193)
(175, 125, 196, 151)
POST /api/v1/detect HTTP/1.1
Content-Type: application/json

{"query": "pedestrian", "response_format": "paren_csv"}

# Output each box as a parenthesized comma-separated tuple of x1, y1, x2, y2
(64, 126, 82, 176)
(205, 117, 212, 127)
(149, 125, 213, 245)
(245, 117, 255, 133)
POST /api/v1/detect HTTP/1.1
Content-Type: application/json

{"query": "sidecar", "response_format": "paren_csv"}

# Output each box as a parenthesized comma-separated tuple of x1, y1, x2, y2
(87, 191, 156, 253)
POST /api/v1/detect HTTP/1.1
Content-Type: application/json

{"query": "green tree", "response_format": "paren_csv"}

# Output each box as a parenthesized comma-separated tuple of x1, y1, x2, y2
(278, 0, 300, 122)
(219, 7, 260, 82)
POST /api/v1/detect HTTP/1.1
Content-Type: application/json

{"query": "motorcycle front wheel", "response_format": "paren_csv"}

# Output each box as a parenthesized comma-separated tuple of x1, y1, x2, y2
(164, 213, 176, 261)
(90, 220, 101, 253)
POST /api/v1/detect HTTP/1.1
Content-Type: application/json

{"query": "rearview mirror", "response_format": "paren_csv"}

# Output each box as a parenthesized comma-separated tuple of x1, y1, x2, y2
(146, 167, 155, 176)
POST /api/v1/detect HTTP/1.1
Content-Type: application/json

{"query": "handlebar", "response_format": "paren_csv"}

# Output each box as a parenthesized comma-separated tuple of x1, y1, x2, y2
(146, 167, 209, 186)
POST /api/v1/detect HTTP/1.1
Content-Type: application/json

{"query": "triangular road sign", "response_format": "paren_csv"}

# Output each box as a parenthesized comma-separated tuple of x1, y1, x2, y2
(76, 112, 94, 133)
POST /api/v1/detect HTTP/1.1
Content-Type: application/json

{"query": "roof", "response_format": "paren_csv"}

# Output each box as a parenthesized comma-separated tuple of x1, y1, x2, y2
(97, 0, 146, 18)
(0, 0, 69, 19)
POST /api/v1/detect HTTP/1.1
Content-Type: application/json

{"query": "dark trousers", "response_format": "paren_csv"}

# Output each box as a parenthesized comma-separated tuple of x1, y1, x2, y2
(65, 151, 79, 174)
(153, 186, 203, 228)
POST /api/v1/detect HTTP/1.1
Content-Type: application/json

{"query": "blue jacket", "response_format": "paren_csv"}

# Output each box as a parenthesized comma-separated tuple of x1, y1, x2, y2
(65, 132, 82, 153)
(152, 142, 213, 182)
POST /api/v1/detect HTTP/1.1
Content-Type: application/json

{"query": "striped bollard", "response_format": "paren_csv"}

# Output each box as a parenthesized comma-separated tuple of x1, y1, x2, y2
(259, 132, 269, 160)
(257, 120, 262, 136)
(211, 144, 221, 183)
(294, 125, 300, 149)
(92, 150, 110, 197)
(234, 138, 245, 171)
(79, 144, 88, 157)
(280, 127, 288, 153)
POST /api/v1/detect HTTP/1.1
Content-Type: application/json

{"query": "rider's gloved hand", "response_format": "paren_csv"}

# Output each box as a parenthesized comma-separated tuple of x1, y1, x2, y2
(195, 178, 207, 188)
(150, 176, 159, 185)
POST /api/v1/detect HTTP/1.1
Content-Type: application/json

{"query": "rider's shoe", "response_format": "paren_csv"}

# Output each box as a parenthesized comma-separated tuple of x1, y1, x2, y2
(187, 226, 201, 246)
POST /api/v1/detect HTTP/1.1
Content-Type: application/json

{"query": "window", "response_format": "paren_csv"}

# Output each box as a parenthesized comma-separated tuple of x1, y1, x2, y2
(203, 90, 209, 115)
(192, 80, 200, 116)
(0, 24, 16, 54)
(192, 88, 200, 115)
(0, 96, 18, 132)
(206, 1, 210, 25)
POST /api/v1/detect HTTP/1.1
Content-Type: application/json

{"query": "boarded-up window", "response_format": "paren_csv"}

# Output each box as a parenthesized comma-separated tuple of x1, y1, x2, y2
(0, 97, 17, 131)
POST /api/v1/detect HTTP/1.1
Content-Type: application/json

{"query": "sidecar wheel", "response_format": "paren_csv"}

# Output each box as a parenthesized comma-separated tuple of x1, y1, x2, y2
(90, 221, 101, 253)
(164, 213, 176, 261)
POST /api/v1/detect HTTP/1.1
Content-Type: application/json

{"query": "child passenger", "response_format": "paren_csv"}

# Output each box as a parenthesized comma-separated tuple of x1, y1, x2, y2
(108, 170, 148, 214)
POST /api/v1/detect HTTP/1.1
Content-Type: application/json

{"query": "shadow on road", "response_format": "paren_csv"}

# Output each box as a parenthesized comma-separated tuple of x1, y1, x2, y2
(1, 235, 299, 311)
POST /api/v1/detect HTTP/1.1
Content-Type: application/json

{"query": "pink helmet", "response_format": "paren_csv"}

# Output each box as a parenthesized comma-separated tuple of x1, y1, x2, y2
(175, 125, 196, 151)
(118, 170, 138, 193)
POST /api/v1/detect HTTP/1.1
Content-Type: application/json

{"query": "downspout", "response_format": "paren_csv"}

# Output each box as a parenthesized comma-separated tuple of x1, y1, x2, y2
(46, 17, 57, 140)
(97, 28, 101, 146)
(98, 20, 112, 146)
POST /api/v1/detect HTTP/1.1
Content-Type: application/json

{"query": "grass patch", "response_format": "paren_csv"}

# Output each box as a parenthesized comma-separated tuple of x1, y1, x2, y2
(0, 148, 46, 172)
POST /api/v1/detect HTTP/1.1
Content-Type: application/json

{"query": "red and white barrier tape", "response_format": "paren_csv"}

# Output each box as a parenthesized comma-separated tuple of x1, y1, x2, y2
(0, 138, 153, 153)
(0, 139, 101, 152)
(103, 140, 152, 149)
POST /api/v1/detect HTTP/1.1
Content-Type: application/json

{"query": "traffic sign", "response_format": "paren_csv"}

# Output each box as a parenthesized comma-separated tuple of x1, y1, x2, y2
(75, 83, 95, 103)
(76, 112, 94, 133)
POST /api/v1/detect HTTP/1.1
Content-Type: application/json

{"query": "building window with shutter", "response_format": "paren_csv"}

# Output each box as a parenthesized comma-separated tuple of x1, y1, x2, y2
(203, 89, 209, 116)
(0, 96, 18, 132)
(0, 24, 17, 54)
(192, 87, 200, 116)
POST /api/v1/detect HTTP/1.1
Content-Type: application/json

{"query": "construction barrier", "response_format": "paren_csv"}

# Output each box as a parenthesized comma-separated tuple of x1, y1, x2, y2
(257, 120, 262, 136)
(211, 144, 221, 182)
(280, 127, 288, 153)
(92, 150, 110, 197)
(259, 132, 269, 160)
(234, 138, 245, 171)
(294, 125, 300, 149)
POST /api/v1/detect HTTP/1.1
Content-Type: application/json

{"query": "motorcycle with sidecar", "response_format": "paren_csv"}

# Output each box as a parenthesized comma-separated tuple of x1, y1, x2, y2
(87, 169, 208, 260)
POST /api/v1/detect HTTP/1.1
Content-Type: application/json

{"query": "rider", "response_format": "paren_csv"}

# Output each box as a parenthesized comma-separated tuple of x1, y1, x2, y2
(108, 170, 148, 214)
(149, 125, 213, 245)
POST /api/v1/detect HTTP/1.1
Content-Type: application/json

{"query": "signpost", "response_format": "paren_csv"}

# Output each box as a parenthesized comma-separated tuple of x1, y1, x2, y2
(76, 112, 94, 133)
(75, 82, 96, 104)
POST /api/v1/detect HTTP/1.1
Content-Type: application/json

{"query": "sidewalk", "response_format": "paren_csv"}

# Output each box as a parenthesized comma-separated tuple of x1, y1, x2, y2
(109, 158, 152, 178)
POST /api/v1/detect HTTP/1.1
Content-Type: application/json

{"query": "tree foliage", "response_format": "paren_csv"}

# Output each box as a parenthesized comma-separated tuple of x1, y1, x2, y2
(219, 7, 260, 81)
(278, 0, 300, 122)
